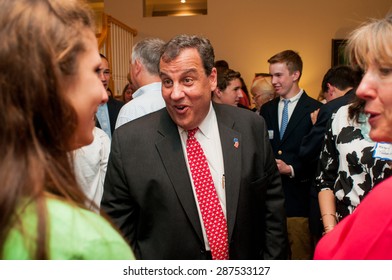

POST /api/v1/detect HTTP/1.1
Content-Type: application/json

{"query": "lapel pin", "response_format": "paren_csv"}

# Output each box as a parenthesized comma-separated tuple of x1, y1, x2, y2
(233, 138, 239, 148)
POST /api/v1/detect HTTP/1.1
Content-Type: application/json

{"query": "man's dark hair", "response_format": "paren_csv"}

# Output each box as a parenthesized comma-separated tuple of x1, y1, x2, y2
(216, 68, 241, 91)
(321, 65, 362, 93)
(160, 34, 215, 76)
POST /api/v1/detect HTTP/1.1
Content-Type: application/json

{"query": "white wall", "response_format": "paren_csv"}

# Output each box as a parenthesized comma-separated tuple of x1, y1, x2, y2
(105, 0, 391, 98)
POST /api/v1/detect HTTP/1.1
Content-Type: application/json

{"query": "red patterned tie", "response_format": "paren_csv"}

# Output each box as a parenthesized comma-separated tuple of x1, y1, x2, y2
(186, 128, 229, 260)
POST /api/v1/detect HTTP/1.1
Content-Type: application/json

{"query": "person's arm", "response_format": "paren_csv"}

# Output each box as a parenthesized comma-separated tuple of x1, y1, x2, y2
(318, 189, 337, 233)
(100, 129, 138, 253)
(310, 108, 320, 125)
(299, 105, 330, 163)
(315, 118, 339, 234)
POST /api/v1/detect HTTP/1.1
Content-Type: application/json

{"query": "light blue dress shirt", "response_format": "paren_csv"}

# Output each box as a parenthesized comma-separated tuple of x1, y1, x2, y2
(96, 103, 111, 139)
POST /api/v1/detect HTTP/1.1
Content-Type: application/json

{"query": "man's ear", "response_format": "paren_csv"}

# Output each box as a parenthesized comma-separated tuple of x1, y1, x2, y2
(292, 70, 300, 82)
(327, 83, 335, 95)
(209, 67, 217, 92)
(134, 59, 142, 76)
(213, 87, 222, 98)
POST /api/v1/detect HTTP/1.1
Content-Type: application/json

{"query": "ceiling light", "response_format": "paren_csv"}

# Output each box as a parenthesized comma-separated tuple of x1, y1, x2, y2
(181, 0, 186, 3)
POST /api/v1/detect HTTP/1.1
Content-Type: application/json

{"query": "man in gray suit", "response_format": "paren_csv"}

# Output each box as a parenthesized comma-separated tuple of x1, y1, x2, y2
(101, 34, 288, 260)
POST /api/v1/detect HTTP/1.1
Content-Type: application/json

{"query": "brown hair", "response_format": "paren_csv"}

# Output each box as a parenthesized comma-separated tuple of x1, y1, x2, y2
(160, 34, 215, 76)
(268, 50, 303, 80)
(0, 0, 95, 259)
(348, 95, 366, 123)
(216, 69, 241, 91)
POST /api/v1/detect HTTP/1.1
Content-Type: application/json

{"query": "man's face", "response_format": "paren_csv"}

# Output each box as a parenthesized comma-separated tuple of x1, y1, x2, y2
(269, 62, 297, 98)
(219, 78, 243, 106)
(159, 48, 217, 130)
(252, 90, 273, 110)
(98, 57, 110, 90)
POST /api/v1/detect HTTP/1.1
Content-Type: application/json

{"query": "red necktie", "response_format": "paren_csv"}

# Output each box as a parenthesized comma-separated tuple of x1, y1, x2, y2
(186, 128, 229, 260)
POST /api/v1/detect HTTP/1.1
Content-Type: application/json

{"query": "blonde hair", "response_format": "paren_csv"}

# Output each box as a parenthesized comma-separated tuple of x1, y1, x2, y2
(346, 14, 392, 70)
(251, 78, 275, 98)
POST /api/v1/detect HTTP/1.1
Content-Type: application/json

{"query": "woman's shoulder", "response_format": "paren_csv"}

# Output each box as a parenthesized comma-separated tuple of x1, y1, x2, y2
(4, 197, 135, 260)
(332, 104, 350, 120)
(46, 198, 135, 260)
(47, 196, 100, 224)
(331, 104, 358, 133)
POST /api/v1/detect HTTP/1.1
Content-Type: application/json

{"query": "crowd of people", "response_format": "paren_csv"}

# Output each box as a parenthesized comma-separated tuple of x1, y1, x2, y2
(1, 0, 392, 260)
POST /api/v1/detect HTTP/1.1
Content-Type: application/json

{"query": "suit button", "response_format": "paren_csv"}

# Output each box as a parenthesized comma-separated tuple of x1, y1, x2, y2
(278, 150, 282, 155)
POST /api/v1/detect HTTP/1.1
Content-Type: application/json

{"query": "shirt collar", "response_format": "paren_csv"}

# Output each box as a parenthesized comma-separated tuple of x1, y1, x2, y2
(280, 89, 304, 103)
(132, 82, 162, 99)
(179, 102, 215, 139)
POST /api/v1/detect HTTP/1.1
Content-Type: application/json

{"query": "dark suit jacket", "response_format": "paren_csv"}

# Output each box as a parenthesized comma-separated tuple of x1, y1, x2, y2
(260, 91, 322, 217)
(96, 96, 124, 135)
(299, 89, 356, 163)
(298, 89, 355, 236)
(101, 103, 288, 260)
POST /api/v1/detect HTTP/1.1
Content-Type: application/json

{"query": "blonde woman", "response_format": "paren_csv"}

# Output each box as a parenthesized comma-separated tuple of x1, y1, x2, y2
(314, 13, 392, 260)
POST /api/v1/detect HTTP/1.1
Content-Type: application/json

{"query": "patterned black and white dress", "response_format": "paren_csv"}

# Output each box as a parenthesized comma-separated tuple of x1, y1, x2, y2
(315, 104, 392, 221)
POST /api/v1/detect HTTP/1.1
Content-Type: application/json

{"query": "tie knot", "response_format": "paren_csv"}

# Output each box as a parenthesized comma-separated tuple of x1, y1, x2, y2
(187, 128, 199, 139)
(283, 99, 290, 105)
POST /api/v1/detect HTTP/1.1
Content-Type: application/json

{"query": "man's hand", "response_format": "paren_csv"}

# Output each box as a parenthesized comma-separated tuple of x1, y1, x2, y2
(275, 159, 292, 175)
(310, 108, 320, 125)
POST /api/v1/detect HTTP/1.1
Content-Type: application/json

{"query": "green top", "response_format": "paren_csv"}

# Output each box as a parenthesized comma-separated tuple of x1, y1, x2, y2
(3, 197, 135, 260)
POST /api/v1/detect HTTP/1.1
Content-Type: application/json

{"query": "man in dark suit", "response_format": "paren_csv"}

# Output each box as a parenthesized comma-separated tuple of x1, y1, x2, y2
(95, 54, 124, 138)
(101, 34, 288, 260)
(260, 50, 322, 259)
(299, 65, 361, 163)
(299, 65, 361, 242)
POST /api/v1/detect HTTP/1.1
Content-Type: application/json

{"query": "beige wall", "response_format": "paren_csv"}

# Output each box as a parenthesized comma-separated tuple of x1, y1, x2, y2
(105, 0, 391, 99)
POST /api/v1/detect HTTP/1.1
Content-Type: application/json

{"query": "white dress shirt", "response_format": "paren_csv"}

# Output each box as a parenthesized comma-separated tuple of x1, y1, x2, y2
(278, 89, 303, 130)
(73, 127, 111, 212)
(115, 82, 165, 128)
(96, 103, 111, 139)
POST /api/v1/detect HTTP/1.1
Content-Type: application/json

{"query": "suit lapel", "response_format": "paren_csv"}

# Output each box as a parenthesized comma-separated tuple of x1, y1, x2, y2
(214, 105, 241, 242)
(269, 98, 281, 147)
(106, 98, 115, 133)
(281, 92, 311, 142)
(155, 111, 204, 244)
(156, 106, 242, 245)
